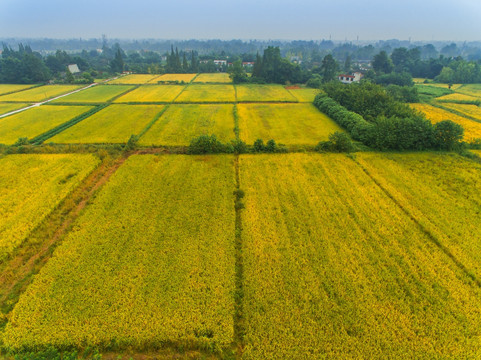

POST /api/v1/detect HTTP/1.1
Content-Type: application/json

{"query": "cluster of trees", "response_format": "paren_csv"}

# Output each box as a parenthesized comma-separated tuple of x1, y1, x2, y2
(165, 46, 199, 73)
(0, 44, 50, 83)
(315, 82, 464, 151)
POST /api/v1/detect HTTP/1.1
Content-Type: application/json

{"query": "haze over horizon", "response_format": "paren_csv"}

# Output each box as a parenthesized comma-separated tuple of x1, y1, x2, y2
(1, 0, 480, 42)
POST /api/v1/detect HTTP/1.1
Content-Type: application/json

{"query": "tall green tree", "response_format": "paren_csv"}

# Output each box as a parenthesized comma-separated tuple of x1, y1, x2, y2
(228, 59, 248, 83)
(372, 51, 394, 74)
(320, 54, 338, 82)
(252, 52, 263, 78)
(110, 48, 124, 73)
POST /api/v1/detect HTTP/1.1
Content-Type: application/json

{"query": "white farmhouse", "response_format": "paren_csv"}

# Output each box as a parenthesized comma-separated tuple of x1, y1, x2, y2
(338, 72, 364, 84)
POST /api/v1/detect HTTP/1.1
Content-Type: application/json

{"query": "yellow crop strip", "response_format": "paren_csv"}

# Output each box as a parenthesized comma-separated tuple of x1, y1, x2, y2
(107, 74, 160, 84)
(0, 103, 30, 115)
(0, 84, 35, 95)
(410, 103, 481, 140)
(0, 85, 82, 102)
(0, 105, 93, 145)
(441, 103, 481, 121)
(0, 154, 99, 260)
(356, 152, 481, 279)
(50, 104, 164, 144)
(114, 85, 185, 103)
(286, 88, 320, 102)
(139, 104, 235, 146)
(237, 103, 344, 145)
(3, 155, 236, 350)
(236, 84, 297, 102)
(51, 85, 134, 103)
(436, 92, 479, 102)
(193, 73, 232, 83)
(175, 84, 236, 103)
(457, 84, 481, 97)
(240, 153, 481, 359)
(155, 73, 197, 83)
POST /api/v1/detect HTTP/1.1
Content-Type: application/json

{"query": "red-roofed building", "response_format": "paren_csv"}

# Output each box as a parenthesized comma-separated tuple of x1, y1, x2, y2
(338, 72, 364, 84)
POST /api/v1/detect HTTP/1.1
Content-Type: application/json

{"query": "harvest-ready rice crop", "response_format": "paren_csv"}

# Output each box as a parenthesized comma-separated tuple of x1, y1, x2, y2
(286, 88, 321, 102)
(0, 85, 83, 102)
(139, 104, 235, 146)
(237, 103, 343, 145)
(0, 103, 30, 115)
(0, 105, 93, 145)
(0, 154, 99, 260)
(436, 93, 479, 102)
(113, 85, 185, 103)
(236, 84, 297, 102)
(175, 84, 236, 103)
(155, 73, 197, 83)
(3, 155, 235, 350)
(50, 104, 164, 144)
(456, 84, 481, 97)
(107, 74, 160, 84)
(240, 153, 481, 359)
(51, 85, 134, 103)
(356, 152, 481, 279)
(410, 103, 481, 140)
(0, 84, 35, 95)
(193, 73, 232, 83)
(441, 103, 481, 122)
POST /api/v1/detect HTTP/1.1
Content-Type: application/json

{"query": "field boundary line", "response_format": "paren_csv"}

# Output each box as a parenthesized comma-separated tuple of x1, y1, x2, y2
(0, 84, 41, 97)
(350, 155, 481, 288)
(136, 105, 171, 140)
(431, 102, 481, 124)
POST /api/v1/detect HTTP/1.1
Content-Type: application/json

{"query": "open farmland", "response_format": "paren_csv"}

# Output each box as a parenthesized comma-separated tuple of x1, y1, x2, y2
(441, 103, 481, 122)
(0, 105, 93, 145)
(436, 93, 480, 102)
(155, 73, 197, 83)
(0, 85, 82, 102)
(456, 84, 481, 98)
(113, 85, 185, 103)
(175, 84, 236, 103)
(237, 103, 343, 145)
(50, 104, 164, 144)
(3, 155, 236, 350)
(0, 154, 99, 260)
(0, 103, 30, 115)
(194, 73, 232, 83)
(236, 84, 297, 102)
(356, 152, 481, 279)
(139, 104, 235, 146)
(410, 103, 481, 140)
(107, 74, 159, 84)
(51, 85, 134, 103)
(0, 84, 35, 95)
(239, 153, 481, 359)
(286, 87, 321, 102)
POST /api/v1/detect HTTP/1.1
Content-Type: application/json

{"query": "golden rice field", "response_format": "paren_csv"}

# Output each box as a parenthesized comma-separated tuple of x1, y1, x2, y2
(113, 85, 185, 103)
(193, 73, 232, 83)
(456, 84, 481, 98)
(0, 105, 93, 145)
(237, 103, 344, 145)
(51, 85, 134, 103)
(2, 155, 235, 350)
(236, 84, 297, 102)
(441, 103, 481, 122)
(0, 154, 99, 260)
(410, 103, 481, 140)
(139, 104, 235, 146)
(107, 74, 160, 84)
(0, 85, 83, 102)
(0, 84, 35, 95)
(356, 152, 481, 280)
(156, 73, 197, 83)
(239, 153, 481, 359)
(436, 92, 480, 102)
(50, 105, 164, 144)
(0, 103, 30, 115)
(286, 88, 321, 102)
(175, 84, 236, 103)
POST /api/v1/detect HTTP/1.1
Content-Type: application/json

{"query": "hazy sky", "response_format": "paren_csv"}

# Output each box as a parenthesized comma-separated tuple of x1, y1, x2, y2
(1, 0, 480, 41)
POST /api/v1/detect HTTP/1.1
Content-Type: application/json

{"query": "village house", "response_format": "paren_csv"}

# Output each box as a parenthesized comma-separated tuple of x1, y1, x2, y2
(338, 71, 363, 84)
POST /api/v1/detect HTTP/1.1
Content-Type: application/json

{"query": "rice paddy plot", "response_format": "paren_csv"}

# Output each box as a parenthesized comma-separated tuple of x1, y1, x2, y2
(107, 74, 160, 84)
(155, 73, 197, 83)
(0, 84, 35, 95)
(436, 93, 480, 103)
(456, 84, 481, 98)
(286, 87, 321, 102)
(0, 103, 30, 115)
(50, 104, 164, 144)
(139, 104, 235, 146)
(0, 105, 93, 145)
(410, 103, 481, 140)
(0, 85, 83, 102)
(0, 154, 99, 260)
(236, 84, 298, 102)
(3, 155, 236, 350)
(237, 103, 344, 145)
(113, 85, 185, 103)
(240, 153, 481, 360)
(175, 84, 236, 103)
(441, 103, 481, 122)
(51, 85, 134, 103)
(193, 73, 232, 83)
